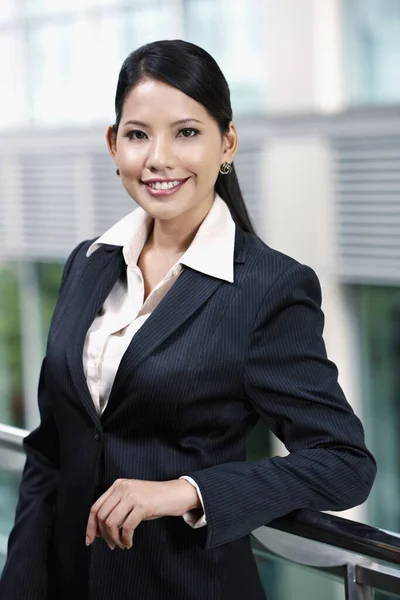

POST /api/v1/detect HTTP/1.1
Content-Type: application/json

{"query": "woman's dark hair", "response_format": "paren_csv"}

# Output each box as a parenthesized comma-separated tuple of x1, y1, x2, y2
(113, 39, 256, 235)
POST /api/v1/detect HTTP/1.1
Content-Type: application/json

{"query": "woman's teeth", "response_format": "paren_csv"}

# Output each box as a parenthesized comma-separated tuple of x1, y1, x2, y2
(147, 181, 182, 190)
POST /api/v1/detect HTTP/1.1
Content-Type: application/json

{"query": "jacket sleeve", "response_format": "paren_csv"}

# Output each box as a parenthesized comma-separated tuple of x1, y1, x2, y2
(186, 263, 377, 549)
(0, 240, 88, 599)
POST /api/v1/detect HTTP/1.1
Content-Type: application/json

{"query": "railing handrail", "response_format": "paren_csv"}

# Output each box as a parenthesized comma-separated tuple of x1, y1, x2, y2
(1, 423, 400, 596)
(267, 508, 400, 566)
(0, 423, 28, 451)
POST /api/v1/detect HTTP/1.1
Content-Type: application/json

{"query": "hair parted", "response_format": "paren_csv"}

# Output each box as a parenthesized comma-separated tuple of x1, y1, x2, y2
(113, 39, 256, 235)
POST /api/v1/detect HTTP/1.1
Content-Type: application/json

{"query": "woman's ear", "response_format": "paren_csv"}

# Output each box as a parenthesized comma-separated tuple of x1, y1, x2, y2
(106, 125, 118, 164)
(222, 122, 239, 164)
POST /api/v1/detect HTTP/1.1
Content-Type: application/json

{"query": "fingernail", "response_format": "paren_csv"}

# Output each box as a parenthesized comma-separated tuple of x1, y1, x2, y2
(108, 544, 116, 551)
(85, 536, 91, 546)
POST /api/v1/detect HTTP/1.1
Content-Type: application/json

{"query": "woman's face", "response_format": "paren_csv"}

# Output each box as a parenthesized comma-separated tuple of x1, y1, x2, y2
(107, 78, 237, 222)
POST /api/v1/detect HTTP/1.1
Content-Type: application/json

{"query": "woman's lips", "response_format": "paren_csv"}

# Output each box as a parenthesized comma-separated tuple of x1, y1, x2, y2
(142, 179, 189, 197)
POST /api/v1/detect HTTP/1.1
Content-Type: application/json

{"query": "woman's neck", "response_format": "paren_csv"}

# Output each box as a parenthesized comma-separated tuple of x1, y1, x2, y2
(146, 194, 214, 254)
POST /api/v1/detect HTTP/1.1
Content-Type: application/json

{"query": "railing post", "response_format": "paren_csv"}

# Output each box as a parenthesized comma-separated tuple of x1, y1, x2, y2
(345, 564, 372, 600)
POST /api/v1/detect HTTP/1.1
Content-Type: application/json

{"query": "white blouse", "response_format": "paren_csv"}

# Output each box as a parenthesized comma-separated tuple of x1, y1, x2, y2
(83, 194, 236, 528)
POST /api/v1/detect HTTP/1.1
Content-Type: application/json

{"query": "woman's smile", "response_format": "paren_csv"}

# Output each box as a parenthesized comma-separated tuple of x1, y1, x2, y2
(142, 177, 190, 197)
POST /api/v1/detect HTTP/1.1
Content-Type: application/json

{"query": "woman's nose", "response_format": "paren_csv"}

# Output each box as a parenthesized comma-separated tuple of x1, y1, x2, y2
(145, 136, 176, 171)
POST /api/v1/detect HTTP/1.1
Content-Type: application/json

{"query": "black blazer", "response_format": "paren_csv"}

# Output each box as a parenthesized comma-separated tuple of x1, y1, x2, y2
(0, 228, 376, 600)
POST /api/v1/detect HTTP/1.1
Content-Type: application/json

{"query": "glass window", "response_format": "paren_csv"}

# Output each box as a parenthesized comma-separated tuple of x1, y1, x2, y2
(124, 4, 177, 54)
(64, 14, 126, 125)
(0, 32, 28, 131)
(246, 421, 271, 461)
(0, 458, 23, 573)
(344, 0, 400, 104)
(28, 15, 122, 125)
(0, 262, 23, 427)
(183, 0, 222, 57)
(16, 0, 264, 127)
(183, 0, 264, 114)
(357, 285, 400, 532)
(28, 22, 75, 125)
(24, 0, 121, 18)
(0, 0, 18, 24)
(37, 261, 64, 342)
(0, 259, 64, 429)
(26, 2, 182, 127)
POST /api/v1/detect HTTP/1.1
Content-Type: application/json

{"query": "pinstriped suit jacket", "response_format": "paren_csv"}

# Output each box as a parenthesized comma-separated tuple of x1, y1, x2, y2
(0, 228, 376, 600)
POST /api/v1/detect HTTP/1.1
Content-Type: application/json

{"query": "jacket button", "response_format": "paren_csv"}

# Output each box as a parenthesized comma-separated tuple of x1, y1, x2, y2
(93, 428, 101, 441)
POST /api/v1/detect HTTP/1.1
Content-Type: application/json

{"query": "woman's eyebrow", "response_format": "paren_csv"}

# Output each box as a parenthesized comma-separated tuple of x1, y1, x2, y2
(171, 118, 203, 126)
(123, 118, 204, 127)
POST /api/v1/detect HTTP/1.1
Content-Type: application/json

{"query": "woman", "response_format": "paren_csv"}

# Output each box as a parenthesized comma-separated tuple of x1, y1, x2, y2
(1, 40, 376, 600)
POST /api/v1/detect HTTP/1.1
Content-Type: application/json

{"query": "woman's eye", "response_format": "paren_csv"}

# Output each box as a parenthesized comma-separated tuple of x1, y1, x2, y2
(125, 130, 147, 140)
(179, 128, 199, 138)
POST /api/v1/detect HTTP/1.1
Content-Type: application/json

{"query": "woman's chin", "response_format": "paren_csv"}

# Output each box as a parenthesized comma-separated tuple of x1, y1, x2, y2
(134, 190, 195, 219)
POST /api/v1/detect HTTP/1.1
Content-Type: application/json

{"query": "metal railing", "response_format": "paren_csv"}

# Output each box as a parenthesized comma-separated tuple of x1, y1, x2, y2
(1, 424, 400, 598)
(253, 511, 400, 599)
(0, 424, 26, 452)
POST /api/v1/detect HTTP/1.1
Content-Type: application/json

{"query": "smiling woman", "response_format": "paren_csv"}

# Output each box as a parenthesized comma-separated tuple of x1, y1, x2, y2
(107, 40, 254, 234)
(0, 39, 376, 600)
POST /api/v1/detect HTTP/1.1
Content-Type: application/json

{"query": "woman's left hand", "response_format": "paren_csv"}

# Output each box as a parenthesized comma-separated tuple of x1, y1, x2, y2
(85, 478, 200, 550)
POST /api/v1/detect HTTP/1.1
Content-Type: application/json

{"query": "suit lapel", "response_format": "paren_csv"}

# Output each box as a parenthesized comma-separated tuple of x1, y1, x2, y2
(66, 227, 247, 422)
(104, 228, 247, 411)
(66, 246, 126, 424)
(105, 267, 224, 409)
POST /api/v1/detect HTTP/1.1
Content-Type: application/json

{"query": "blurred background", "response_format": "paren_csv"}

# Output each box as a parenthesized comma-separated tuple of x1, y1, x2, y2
(1, 0, 400, 598)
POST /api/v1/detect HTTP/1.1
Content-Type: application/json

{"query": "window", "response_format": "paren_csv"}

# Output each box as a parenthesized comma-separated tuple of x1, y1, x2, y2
(124, 4, 177, 54)
(0, 260, 64, 429)
(357, 285, 400, 532)
(0, 0, 17, 24)
(27, 13, 130, 126)
(26, 2, 177, 126)
(183, 0, 264, 114)
(0, 263, 23, 427)
(344, 0, 400, 104)
(24, 0, 122, 18)
(0, 32, 28, 130)
(0, 0, 265, 130)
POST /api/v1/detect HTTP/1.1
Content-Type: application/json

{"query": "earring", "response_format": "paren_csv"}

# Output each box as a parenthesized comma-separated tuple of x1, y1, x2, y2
(219, 162, 232, 175)
(116, 168, 120, 176)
